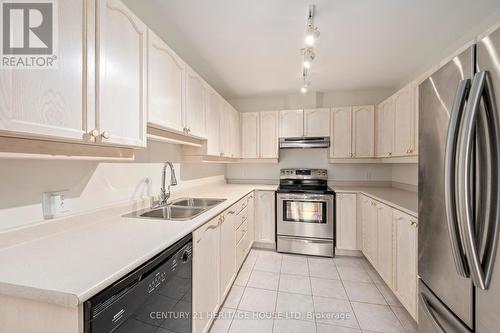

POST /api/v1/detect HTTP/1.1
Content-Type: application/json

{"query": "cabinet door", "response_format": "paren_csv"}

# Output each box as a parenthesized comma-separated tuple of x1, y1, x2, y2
(352, 105, 375, 157)
(147, 29, 184, 133)
(336, 194, 357, 250)
(375, 99, 394, 157)
(231, 108, 241, 158)
(260, 111, 279, 158)
(330, 107, 352, 158)
(219, 102, 232, 157)
(205, 89, 221, 156)
(193, 217, 220, 333)
(304, 108, 330, 137)
(240, 112, 260, 158)
(246, 193, 255, 250)
(279, 109, 303, 138)
(361, 196, 378, 267)
(0, 0, 86, 141)
(185, 67, 206, 138)
(97, 0, 147, 147)
(254, 191, 276, 245)
(394, 211, 418, 318)
(393, 86, 414, 156)
(376, 202, 394, 287)
(220, 212, 236, 300)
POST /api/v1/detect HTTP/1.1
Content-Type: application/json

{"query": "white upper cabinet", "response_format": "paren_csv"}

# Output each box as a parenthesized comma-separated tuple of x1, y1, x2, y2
(330, 107, 352, 158)
(97, 0, 147, 147)
(279, 109, 303, 138)
(205, 89, 222, 156)
(260, 111, 279, 158)
(376, 99, 394, 157)
(352, 105, 375, 157)
(230, 107, 241, 158)
(304, 108, 330, 137)
(220, 102, 233, 157)
(393, 86, 415, 156)
(0, 0, 86, 141)
(185, 67, 206, 138)
(240, 112, 260, 158)
(147, 29, 184, 133)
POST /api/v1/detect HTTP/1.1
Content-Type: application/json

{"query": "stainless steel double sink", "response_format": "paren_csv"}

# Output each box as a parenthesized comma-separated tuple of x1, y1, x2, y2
(124, 198, 226, 221)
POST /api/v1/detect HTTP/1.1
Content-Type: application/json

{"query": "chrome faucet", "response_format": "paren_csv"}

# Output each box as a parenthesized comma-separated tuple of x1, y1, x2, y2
(160, 162, 177, 206)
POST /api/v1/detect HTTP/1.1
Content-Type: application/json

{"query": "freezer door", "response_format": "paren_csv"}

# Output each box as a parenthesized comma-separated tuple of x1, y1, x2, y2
(418, 46, 474, 327)
(418, 280, 472, 333)
(475, 25, 500, 333)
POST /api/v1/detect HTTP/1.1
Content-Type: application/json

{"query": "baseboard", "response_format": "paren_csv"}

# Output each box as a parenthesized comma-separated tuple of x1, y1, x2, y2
(252, 241, 276, 250)
(335, 249, 363, 257)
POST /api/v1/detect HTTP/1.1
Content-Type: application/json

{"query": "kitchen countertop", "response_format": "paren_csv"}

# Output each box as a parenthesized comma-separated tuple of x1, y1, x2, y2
(0, 182, 276, 308)
(331, 186, 418, 217)
(0, 181, 417, 309)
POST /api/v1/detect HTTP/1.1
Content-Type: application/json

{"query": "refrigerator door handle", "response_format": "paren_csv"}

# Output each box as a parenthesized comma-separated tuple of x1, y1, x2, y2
(419, 293, 447, 333)
(444, 79, 470, 277)
(457, 71, 500, 290)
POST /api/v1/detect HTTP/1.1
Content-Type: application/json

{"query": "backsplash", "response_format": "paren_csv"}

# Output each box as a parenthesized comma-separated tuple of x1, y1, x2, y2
(0, 141, 225, 231)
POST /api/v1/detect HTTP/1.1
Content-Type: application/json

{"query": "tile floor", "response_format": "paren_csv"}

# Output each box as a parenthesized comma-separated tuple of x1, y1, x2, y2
(209, 249, 418, 333)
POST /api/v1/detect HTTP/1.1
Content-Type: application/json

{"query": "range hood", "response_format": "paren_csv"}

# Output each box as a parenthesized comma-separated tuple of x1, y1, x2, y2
(279, 137, 330, 149)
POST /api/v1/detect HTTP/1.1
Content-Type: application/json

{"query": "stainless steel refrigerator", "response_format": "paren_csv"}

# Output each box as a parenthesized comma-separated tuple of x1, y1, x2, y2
(419, 25, 500, 332)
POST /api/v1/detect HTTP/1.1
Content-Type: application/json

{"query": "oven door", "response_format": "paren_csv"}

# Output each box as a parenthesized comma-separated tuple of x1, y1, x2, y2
(277, 193, 334, 239)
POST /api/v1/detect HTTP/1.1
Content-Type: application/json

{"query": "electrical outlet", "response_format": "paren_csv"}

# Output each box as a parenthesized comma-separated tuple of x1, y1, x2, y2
(42, 190, 69, 219)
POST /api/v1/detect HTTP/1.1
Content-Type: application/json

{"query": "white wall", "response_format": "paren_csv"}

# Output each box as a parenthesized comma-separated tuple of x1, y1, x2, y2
(391, 164, 418, 186)
(226, 149, 392, 182)
(0, 141, 224, 231)
(229, 88, 396, 112)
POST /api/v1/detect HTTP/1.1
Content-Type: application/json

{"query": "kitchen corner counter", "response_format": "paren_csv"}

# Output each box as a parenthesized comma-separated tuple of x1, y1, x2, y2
(0, 182, 277, 308)
(331, 186, 418, 217)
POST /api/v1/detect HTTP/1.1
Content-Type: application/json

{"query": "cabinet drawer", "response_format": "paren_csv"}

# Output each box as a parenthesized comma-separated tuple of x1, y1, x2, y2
(236, 227, 251, 269)
(236, 219, 248, 244)
(236, 207, 248, 229)
(235, 196, 250, 215)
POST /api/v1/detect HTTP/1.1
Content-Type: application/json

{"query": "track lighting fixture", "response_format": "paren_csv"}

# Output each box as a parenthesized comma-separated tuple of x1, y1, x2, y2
(299, 5, 320, 93)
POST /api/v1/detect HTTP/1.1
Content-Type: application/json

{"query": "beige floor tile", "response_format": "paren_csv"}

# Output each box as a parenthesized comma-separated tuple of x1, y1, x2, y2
(228, 310, 274, 333)
(391, 305, 418, 333)
(309, 261, 340, 280)
(234, 269, 251, 287)
(375, 283, 403, 307)
(311, 277, 348, 300)
(274, 318, 316, 333)
(337, 265, 372, 283)
(247, 270, 280, 290)
(316, 323, 362, 333)
(276, 291, 315, 322)
(279, 274, 312, 295)
(253, 257, 282, 273)
(210, 308, 236, 333)
(237, 287, 277, 312)
(343, 281, 387, 305)
(281, 260, 310, 276)
(351, 302, 405, 333)
(313, 296, 360, 329)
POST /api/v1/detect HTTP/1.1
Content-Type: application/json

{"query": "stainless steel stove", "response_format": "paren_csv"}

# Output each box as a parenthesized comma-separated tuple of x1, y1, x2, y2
(276, 169, 335, 257)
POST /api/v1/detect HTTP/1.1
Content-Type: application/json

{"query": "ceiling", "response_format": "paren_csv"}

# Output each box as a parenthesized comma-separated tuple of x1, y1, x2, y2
(124, 0, 500, 99)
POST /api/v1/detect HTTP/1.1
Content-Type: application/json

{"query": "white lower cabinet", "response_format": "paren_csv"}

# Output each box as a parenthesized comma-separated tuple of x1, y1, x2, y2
(254, 190, 276, 247)
(393, 210, 418, 318)
(336, 193, 358, 251)
(193, 193, 255, 333)
(361, 196, 378, 266)
(193, 216, 221, 333)
(219, 211, 237, 301)
(359, 194, 418, 320)
(376, 202, 394, 287)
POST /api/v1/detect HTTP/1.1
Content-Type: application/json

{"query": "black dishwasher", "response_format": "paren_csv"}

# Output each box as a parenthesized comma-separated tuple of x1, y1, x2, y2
(84, 234, 192, 333)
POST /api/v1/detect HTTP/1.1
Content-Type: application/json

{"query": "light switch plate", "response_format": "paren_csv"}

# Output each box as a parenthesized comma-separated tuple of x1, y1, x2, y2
(42, 190, 69, 219)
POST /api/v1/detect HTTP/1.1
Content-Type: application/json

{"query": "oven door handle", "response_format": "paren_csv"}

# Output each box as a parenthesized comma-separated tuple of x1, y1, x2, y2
(278, 194, 333, 201)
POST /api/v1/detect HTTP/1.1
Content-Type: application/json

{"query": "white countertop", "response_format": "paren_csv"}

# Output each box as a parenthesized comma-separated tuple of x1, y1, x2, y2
(0, 183, 276, 308)
(0, 182, 416, 308)
(331, 186, 418, 217)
